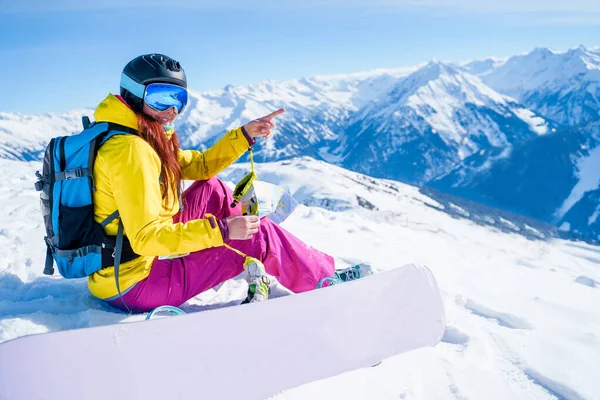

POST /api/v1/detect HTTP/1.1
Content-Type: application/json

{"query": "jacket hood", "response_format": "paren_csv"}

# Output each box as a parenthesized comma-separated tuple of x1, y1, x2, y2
(94, 93, 139, 131)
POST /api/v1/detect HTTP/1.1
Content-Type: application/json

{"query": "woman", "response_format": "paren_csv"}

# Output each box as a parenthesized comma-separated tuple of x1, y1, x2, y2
(89, 53, 371, 313)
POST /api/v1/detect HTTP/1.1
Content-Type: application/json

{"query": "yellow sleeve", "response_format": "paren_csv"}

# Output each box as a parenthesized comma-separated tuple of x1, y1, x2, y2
(105, 137, 224, 256)
(178, 127, 251, 181)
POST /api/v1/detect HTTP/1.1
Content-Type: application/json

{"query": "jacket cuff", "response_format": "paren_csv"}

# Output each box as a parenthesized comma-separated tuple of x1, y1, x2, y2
(241, 126, 256, 146)
(218, 219, 229, 241)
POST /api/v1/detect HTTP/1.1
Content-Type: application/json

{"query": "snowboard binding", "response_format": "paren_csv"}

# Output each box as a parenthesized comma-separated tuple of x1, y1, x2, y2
(242, 275, 271, 304)
(241, 256, 271, 304)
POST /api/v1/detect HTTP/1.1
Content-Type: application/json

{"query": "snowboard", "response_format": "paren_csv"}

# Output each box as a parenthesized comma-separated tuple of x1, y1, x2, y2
(0, 264, 446, 400)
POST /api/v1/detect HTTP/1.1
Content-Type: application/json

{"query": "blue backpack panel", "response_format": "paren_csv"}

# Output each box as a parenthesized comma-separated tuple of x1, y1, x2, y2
(35, 117, 139, 279)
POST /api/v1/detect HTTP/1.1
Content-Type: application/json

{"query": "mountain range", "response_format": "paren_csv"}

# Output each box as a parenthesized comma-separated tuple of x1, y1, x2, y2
(1, 45, 598, 241)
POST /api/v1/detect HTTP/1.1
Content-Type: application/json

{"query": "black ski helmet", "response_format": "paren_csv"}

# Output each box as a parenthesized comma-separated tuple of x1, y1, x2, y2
(120, 53, 187, 112)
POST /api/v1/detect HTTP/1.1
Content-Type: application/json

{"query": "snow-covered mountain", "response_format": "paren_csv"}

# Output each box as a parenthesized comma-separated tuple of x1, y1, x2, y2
(180, 60, 550, 186)
(1, 156, 599, 399)
(341, 60, 549, 184)
(472, 46, 600, 126)
(176, 65, 422, 161)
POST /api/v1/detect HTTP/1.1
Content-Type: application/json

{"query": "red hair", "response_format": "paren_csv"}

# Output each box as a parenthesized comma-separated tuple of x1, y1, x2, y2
(136, 113, 183, 206)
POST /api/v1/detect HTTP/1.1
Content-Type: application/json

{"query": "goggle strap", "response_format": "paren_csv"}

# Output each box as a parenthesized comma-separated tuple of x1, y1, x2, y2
(120, 73, 145, 98)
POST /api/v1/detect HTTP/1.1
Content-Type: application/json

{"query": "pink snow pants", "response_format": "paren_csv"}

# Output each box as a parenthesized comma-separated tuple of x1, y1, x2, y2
(109, 177, 335, 312)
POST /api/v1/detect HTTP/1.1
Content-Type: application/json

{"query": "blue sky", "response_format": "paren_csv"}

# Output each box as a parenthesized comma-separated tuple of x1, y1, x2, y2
(1, 0, 598, 114)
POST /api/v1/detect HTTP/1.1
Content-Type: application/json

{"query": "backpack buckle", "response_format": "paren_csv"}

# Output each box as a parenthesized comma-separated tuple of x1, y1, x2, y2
(64, 169, 82, 180)
(35, 171, 49, 191)
(68, 248, 88, 263)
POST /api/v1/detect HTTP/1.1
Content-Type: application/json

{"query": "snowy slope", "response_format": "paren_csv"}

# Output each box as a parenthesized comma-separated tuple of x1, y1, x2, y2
(477, 46, 600, 126)
(1, 157, 599, 400)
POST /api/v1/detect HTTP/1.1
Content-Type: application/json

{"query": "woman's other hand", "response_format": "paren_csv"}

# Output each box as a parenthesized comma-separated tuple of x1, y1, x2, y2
(225, 215, 260, 240)
(243, 108, 285, 139)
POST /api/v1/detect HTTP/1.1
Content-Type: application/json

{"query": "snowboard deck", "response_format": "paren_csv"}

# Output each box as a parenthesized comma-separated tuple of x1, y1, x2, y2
(0, 263, 446, 400)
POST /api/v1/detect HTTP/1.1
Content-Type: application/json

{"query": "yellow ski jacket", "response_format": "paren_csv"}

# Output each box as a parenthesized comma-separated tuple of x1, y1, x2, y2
(88, 94, 251, 300)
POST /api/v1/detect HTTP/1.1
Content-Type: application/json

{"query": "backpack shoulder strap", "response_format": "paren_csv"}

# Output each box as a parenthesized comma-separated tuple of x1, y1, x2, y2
(92, 121, 138, 158)
(94, 134, 136, 313)
(103, 122, 139, 139)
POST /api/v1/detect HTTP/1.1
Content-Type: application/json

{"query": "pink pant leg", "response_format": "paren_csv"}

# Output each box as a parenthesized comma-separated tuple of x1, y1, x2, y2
(177, 178, 335, 293)
(113, 177, 335, 312)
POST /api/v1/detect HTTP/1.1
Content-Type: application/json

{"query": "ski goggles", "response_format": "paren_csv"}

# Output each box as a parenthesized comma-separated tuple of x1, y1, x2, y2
(143, 83, 188, 113)
(120, 73, 188, 113)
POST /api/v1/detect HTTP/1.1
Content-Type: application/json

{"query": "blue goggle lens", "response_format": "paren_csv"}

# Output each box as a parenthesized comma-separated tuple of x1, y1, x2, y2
(143, 83, 188, 113)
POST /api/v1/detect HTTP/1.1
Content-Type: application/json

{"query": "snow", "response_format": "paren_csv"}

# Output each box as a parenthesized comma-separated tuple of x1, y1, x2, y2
(473, 46, 600, 126)
(479, 46, 600, 97)
(512, 108, 549, 135)
(589, 205, 600, 225)
(559, 222, 571, 231)
(358, 60, 548, 164)
(459, 57, 508, 75)
(1, 156, 600, 399)
(554, 144, 600, 221)
(575, 275, 597, 288)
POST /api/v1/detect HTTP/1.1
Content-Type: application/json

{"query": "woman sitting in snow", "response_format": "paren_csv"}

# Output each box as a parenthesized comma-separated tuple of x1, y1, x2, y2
(89, 53, 373, 312)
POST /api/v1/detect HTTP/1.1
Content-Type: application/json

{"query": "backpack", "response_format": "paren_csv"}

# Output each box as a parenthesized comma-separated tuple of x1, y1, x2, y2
(35, 117, 140, 291)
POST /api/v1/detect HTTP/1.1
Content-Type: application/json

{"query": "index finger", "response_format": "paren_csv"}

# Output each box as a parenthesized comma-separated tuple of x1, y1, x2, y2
(263, 108, 286, 120)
